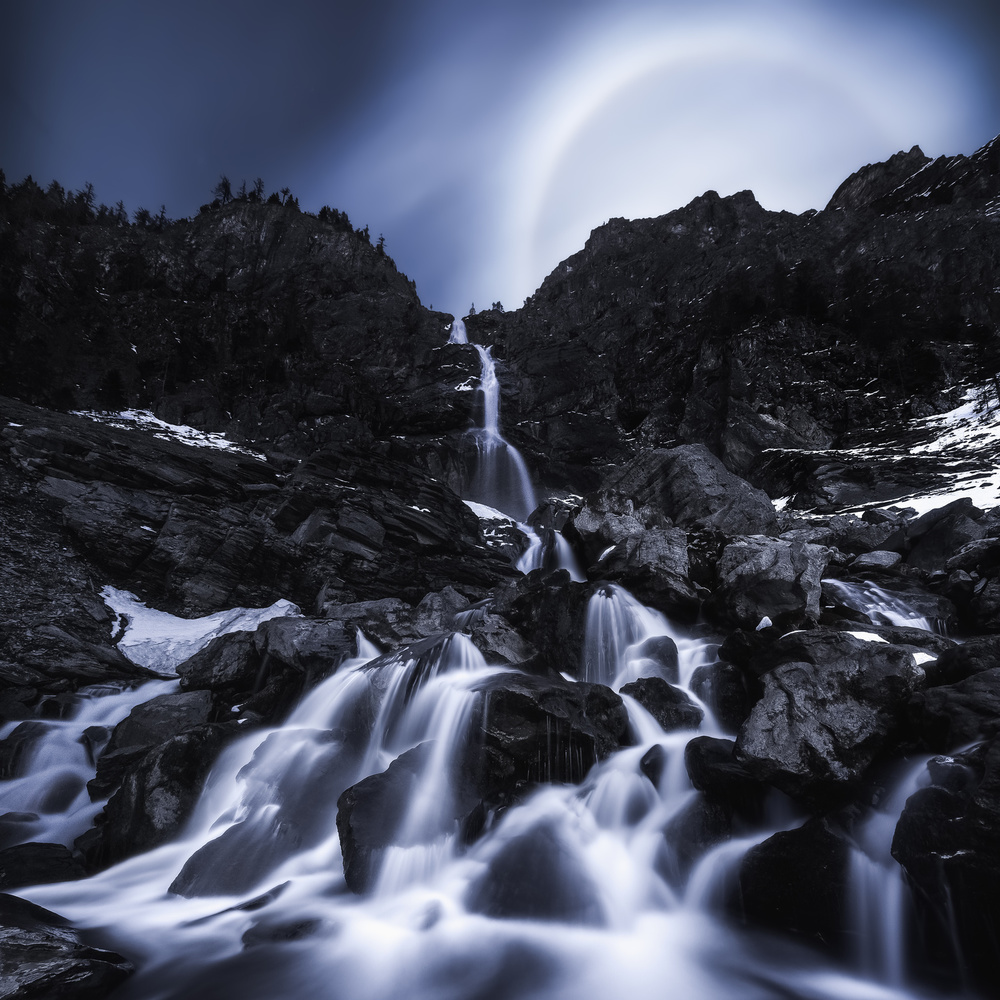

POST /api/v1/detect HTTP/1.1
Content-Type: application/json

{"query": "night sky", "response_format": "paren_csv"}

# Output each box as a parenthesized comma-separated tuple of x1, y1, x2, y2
(3, 0, 999, 316)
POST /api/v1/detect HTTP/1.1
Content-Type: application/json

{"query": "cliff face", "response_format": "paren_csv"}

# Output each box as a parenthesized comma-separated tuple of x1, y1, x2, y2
(0, 197, 476, 458)
(470, 134, 1000, 491)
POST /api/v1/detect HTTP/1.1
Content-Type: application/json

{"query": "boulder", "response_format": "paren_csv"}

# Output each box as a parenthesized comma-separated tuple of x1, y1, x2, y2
(0, 892, 132, 998)
(591, 528, 700, 619)
(471, 673, 629, 806)
(662, 797, 732, 883)
(714, 537, 830, 629)
(336, 742, 478, 895)
(924, 635, 1000, 685)
(851, 550, 902, 570)
(81, 723, 233, 871)
(738, 819, 852, 955)
(689, 662, 761, 733)
(492, 572, 591, 679)
(0, 842, 86, 890)
(684, 736, 766, 824)
(907, 668, 1000, 751)
(610, 445, 778, 536)
(891, 739, 1000, 995)
(735, 630, 924, 801)
(464, 819, 605, 925)
(901, 499, 988, 572)
(619, 677, 703, 732)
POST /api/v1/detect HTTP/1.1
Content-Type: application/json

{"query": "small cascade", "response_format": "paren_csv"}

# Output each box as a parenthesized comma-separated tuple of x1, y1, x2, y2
(848, 756, 931, 986)
(465, 344, 536, 521)
(516, 524, 585, 581)
(0, 679, 177, 848)
(824, 579, 938, 632)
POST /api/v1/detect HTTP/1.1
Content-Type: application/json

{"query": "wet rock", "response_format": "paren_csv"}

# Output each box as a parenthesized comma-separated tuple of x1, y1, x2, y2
(713, 537, 830, 629)
(92, 689, 214, 797)
(0, 892, 132, 998)
(174, 729, 363, 897)
(570, 493, 663, 567)
(0, 842, 86, 889)
(907, 668, 1000, 751)
(891, 739, 1000, 995)
(895, 498, 987, 572)
(738, 819, 852, 955)
(619, 677, 703, 732)
(689, 661, 761, 733)
(662, 797, 731, 882)
(631, 635, 680, 684)
(465, 819, 605, 925)
(492, 571, 591, 679)
(465, 612, 537, 665)
(684, 737, 766, 824)
(592, 528, 700, 619)
(336, 742, 477, 895)
(925, 635, 1000, 685)
(735, 630, 923, 802)
(610, 445, 777, 536)
(472, 673, 629, 806)
(0, 722, 50, 779)
(82, 723, 233, 871)
(851, 550, 902, 570)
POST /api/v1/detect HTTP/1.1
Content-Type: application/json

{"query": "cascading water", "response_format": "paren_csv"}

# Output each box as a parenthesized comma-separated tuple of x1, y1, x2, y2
(455, 324, 580, 578)
(11, 583, 931, 1000)
(824, 579, 939, 632)
(465, 343, 537, 522)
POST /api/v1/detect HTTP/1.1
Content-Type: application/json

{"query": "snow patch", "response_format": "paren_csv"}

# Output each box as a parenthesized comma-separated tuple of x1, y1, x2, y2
(72, 409, 266, 459)
(463, 500, 514, 522)
(102, 586, 300, 675)
(847, 631, 889, 644)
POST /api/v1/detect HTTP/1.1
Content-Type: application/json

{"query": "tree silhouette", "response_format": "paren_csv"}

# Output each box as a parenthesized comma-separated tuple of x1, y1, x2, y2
(214, 175, 233, 204)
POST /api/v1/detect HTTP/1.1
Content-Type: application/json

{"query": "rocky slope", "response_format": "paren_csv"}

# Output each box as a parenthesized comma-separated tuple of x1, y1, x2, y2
(2, 139, 1000, 998)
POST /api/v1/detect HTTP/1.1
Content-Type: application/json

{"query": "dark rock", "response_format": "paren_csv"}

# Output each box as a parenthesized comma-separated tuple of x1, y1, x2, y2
(852, 550, 902, 570)
(464, 612, 537, 665)
(689, 661, 761, 733)
(0, 842, 86, 889)
(619, 676, 703, 732)
(105, 690, 213, 755)
(472, 672, 630, 806)
(591, 527, 700, 619)
(570, 493, 664, 567)
(684, 736, 766, 823)
(902, 499, 987, 572)
(713, 537, 829, 629)
(907, 668, 1000, 751)
(336, 742, 477, 895)
(0, 722, 50, 779)
(735, 630, 924, 801)
(465, 819, 605, 925)
(738, 819, 852, 955)
(925, 635, 1000, 685)
(639, 744, 667, 785)
(82, 723, 233, 871)
(662, 796, 732, 882)
(631, 635, 680, 684)
(610, 445, 778, 536)
(492, 571, 591, 679)
(891, 739, 1000, 995)
(0, 892, 132, 998)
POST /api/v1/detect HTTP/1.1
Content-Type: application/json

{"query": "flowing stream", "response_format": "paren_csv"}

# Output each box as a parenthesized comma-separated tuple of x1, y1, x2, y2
(13, 586, 924, 1000)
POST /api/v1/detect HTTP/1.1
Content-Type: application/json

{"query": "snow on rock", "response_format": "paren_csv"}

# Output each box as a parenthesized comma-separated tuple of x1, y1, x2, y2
(102, 586, 300, 675)
(71, 409, 266, 459)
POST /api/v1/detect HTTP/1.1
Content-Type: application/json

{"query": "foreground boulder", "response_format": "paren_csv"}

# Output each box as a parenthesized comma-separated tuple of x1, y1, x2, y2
(891, 739, 1000, 995)
(0, 893, 132, 999)
(713, 537, 829, 629)
(738, 819, 852, 955)
(80, 723, 233, 871)
(735, 630, 923, 802)
(610, 445, 778, 536)
(472, 673, 629, 807)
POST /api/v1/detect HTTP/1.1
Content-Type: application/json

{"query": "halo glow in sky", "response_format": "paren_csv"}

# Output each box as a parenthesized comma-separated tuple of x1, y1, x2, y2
(330, 4, 983, 313)
(2, 0, 997, 317)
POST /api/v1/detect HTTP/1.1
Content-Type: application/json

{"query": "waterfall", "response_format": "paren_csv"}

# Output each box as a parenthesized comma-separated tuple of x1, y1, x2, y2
(447, 317, 468, 344)
(465, 344, 536, 521)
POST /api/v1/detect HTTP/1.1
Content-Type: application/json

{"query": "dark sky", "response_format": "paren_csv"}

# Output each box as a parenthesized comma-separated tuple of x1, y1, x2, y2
(3, 0, 999, 315)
